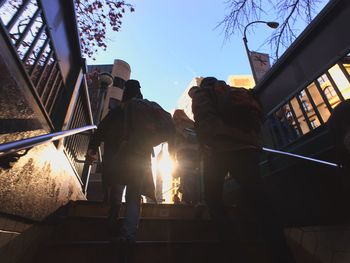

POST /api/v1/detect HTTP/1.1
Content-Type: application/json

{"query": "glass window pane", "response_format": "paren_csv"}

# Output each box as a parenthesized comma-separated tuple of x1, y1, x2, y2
(284, 104, 301, 138)
(269, 104, 300, 147)
(328, 64, 350, 100)
(317, 74, 341, 108)
(341, 55, 350, 75)
(310, 119, 318, 129)
(307, 82, 332, 122)
(291, 97, 310, 134)
(298, 89, 321, 130)
(0, 0, 24, 26)
(8, 1, 38, 44)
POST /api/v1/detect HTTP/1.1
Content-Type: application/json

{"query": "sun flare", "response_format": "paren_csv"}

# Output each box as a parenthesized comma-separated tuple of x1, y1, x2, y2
(152, 143, 176, 203)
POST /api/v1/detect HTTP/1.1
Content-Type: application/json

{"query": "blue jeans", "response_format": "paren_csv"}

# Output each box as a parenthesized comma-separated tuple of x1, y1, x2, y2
(109, 183, 141, 241)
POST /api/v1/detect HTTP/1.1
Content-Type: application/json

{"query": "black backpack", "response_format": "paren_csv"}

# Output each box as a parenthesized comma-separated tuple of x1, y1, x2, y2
(124, 99, 175, 148)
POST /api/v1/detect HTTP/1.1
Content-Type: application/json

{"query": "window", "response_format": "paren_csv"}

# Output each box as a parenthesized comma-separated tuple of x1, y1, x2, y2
(317, 74, 341, 108)
(268, 54, 350, 146)
(328, 64, 350, 100)
(301, 100, 311, 112)
(318, 75, 329, 86)
(323, 85, 337, 99)
(291, 97, 310, 134)
(270, 104, 300, 148)
(307, 82, 331, 123)
(310, 119, 318, 129)
(342, 54, 350, 75)
(286, 110, 293, 120)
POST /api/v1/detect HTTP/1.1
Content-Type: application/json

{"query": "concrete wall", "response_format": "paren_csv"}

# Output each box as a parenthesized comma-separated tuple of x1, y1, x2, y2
(0, 142, 86, 221)
(0, 36, 86, 263)
(286, 225, 350, 263)
(0, 32, 86, 222)
(0, 215, 53, 263)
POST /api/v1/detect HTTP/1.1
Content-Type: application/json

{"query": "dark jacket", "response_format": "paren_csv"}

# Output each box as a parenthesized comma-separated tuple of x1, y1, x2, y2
(191, 87, 261, 152)
(327, 99, 350, 167)
(89, 105, 155, 199)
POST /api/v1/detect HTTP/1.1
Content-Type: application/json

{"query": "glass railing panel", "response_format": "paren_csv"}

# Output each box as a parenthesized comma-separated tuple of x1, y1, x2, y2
(328, 64, 350, 100)
(306, 82, 332, 123)
(290, 97, 311, 135)
(317, 74, 341, 108)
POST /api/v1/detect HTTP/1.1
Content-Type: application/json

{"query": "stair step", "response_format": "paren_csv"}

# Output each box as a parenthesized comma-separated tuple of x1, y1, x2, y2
(32, 240, 273, 263)
(52, 217, 260, 243)
(54, 217, 216, 242)
(68, 201, 238, 220)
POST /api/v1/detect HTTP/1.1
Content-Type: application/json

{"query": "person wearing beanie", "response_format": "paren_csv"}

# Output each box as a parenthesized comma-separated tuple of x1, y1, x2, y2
(87, 79, 154, 262)
(199, 76, 217, 88)
(122, 79, 143, 102)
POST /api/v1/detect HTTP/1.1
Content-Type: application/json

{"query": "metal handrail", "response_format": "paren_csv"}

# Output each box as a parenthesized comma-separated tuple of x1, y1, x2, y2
(0, 125, 96, 157)
(262, 147, 342, 168)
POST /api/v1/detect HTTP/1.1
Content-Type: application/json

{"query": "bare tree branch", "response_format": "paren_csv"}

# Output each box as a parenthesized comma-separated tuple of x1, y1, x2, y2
(219, 0, 326, 60)
(74, 0, 135, 59)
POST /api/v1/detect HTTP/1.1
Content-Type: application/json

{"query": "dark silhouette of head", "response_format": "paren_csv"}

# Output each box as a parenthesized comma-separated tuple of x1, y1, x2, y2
(122, 79, 143, 102)
(200, 77, 217, 88)
(173, 109, 194, 127)
(188, 77, 218, 98)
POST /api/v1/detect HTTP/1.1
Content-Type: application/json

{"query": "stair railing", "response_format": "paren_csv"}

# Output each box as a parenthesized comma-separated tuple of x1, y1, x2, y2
(0, 125, 96, 193)
(0, 125, 96, 157)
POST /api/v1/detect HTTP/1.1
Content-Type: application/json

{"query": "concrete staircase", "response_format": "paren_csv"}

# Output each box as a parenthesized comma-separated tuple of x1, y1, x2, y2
(31, 201, 276, 263)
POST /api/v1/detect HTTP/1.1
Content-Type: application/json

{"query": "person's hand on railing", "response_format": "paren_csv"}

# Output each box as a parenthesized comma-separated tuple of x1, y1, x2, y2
(86, 149, 98, 164)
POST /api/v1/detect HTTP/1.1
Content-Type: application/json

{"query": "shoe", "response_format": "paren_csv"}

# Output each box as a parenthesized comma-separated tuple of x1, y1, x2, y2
(112, 237, 135, 263)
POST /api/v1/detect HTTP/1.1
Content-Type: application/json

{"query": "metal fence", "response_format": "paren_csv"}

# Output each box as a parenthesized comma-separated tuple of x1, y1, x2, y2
(63, 80, 93, 179)
(0, 0, 95, 185)
(0, 0, 64, 117)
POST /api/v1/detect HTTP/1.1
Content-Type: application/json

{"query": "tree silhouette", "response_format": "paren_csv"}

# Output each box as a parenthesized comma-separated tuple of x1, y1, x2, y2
(218, 0, 326, 59)
(75, 0, 134, 59)
(1, 0, 134, 59)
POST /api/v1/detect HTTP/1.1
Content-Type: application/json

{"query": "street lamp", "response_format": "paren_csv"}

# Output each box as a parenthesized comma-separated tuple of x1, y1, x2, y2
(243, 21, 279, 84)
(95, 72, 113, 123)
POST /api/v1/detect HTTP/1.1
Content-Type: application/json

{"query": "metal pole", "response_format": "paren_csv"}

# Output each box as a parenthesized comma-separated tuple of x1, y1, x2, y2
(243, 35, 258, 84)
(262, 147, 342, 168)
(243, 21, 268, 84)
(243, 20, 279, 85)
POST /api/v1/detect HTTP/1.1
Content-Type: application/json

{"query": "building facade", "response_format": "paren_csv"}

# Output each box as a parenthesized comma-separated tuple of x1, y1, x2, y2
(227, 74, 255, 89)
(87, 59, 131, 124)
(177, 77, 203, 120)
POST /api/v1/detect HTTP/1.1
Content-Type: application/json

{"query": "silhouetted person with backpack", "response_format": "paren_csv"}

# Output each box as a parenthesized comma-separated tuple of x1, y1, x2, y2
(171, 109, 200, 205)
(190, 77, 294, 263)
(87, 80, 159, 262)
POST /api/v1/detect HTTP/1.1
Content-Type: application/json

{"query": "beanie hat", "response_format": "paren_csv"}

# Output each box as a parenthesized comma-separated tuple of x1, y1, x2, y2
(200, 77, 217, 88)
(122, 79, 142, 102)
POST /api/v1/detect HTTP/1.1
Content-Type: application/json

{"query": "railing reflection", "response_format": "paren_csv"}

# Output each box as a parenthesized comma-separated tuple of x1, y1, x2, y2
(267, 53, 350, 149)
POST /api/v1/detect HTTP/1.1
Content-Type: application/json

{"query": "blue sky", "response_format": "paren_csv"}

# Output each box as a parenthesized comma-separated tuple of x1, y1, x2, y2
(87, 0, 328, 112)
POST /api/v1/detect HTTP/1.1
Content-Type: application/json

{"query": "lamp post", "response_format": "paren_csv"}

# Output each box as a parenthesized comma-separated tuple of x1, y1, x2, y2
(243, 21, 279, 84)
(96, 72, 113, 123)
